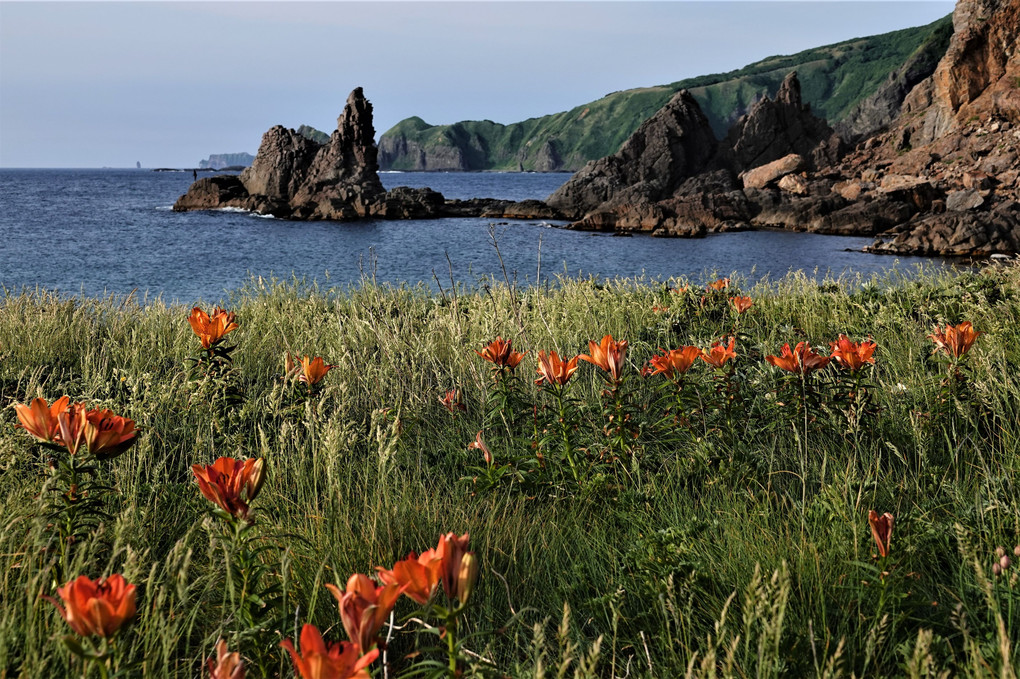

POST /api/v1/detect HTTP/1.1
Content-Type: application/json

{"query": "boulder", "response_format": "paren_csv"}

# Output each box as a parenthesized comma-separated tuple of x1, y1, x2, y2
(945, 189, 985, 211)
(778, 174, 809, 195)
(741, 154, 804, 190)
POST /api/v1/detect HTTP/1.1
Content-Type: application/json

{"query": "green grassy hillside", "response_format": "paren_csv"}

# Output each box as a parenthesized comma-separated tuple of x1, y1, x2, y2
(378, 15, 952, 172)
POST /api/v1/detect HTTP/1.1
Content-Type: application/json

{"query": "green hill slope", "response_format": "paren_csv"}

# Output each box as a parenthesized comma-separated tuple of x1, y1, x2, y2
(378, 15, 952, 172)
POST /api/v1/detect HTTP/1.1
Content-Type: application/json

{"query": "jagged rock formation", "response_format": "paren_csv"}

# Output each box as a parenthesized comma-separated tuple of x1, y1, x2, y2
(543, 0, 1019, 256)
(547, 72, 841, 236)
(547, 90, 718, 220)
(726, 72, 844, 171)
(174, 88, 562, 222)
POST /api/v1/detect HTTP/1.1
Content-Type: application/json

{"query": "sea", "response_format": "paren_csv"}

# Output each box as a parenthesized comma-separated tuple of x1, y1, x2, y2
(0, 168, 949, 304)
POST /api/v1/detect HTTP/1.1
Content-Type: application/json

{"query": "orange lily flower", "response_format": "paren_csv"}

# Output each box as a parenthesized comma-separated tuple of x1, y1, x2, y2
(868, 510, 894, 558)
(50, 574, 136, 638)
(579, 334, 628, 382)
(829, 335, 877, 373)
(299, 356, 334, 386)
(651, 305, 670, 314)
(325, 574, 402, 654)
(436, 532, 474, 602)
(476, 337, 526, 371)
(188, 306, 238, 349)
(83, 409, 138, 459)
(192, 457, 266, 521)
(207, 639, 246, 679)
(766, 342, 831, 375)
(700, 337, 737, 369)
(280, 624, 378, 679)
(643, 346, 702, 379)
(376, 549, 443, 605)
(928, 321, 981, 359)
(14, 395, 70, 443)
(56, 403, 138, 459)
(534, 350, 579, 386)
(468, 431, 492, 465)
(439, 389, 466, 414)
(706, 278, 730, 292)
(730, 296, 753, 314)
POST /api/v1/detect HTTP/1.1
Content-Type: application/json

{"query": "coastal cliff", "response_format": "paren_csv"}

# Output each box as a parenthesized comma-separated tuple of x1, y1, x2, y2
(377, 17, 952, 172)
(546, 0, 1019, 256)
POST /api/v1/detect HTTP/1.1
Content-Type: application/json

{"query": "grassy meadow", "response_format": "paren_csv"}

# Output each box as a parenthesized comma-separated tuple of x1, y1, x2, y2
(0, 262, 1018, 678)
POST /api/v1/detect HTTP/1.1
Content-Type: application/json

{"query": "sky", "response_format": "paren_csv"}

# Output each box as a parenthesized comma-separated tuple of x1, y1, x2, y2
(0, 1, 955, 168)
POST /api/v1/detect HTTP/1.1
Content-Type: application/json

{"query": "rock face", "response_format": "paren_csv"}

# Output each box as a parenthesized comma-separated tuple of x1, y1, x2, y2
(546, 90, 718, 220)
(726, 72, 844, 171)
(542, 0, 1020, 257)
(175, 88, 564, 222)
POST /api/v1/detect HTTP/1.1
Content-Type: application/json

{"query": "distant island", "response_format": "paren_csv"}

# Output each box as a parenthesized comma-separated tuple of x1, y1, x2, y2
(198, 126, 330, 169)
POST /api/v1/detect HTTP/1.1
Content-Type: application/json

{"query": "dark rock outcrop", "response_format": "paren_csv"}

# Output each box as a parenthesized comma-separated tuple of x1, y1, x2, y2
(726, 72, 844, 171)
(546, 90, 718, 219)
(175, 88, 561, 222)
(541, 0, 1019, 258)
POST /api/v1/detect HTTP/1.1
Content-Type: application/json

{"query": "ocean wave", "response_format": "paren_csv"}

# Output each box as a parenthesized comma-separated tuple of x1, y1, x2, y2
(215, 207, 251, 214)
(155, 205, 174, 211)
(249, 212, 275, 219)
(379, 170, 403, 174)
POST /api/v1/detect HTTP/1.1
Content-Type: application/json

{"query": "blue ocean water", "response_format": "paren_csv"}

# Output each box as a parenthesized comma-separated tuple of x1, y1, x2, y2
(0, 168, 946, 304)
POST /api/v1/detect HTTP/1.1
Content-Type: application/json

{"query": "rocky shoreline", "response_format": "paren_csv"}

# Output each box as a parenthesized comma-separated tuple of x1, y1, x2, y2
(175, 0, 1018, 258)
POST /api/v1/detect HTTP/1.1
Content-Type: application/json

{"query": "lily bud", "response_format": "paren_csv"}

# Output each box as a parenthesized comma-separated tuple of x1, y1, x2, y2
(457, 552, 479, 604)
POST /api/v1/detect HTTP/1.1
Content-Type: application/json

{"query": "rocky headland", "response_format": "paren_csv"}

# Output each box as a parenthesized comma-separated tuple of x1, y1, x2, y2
(547, 0, 1018, 256)
(174, 89, 559, 221)
(176, 0, 1016, 257)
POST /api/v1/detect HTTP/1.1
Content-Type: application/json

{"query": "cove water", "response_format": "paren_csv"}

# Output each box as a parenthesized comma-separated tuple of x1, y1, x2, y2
(0, 169, 946, 304)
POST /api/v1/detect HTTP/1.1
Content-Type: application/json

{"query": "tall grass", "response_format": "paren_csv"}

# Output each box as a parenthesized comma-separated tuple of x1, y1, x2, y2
(1, 262, 1018, 677)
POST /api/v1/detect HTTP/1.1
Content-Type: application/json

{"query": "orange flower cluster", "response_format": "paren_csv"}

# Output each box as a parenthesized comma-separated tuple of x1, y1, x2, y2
(535, 350, 579, 386)
(51, 574, 136, 638)
(439, 389, 467, 414)
(706, 278, 730, 292)
(643, 346, 701, 379)
(326, 574, 402, 655)
(766, 342, 831, 376)
(476, 337, 526, 371)
(868, 510, 894, 558)
(299, 356, 334, 386)
(829, 335, 877, 373)
(928, 321, 981, 359)
(188, 306, 238, 349)
(730, 296, 753, 314)
(579, 334, 628, 382)
(281, 624, 378, 679)
(192, 457, 266, 522)
(15, 396, 137, 459)
(376, 532, 478, 606)
(700, 337, 737, 370)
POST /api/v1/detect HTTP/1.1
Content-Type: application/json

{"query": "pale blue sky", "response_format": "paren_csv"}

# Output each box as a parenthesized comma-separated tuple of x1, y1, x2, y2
(0, 1, 954, 168)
